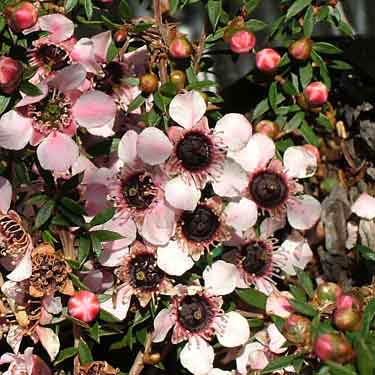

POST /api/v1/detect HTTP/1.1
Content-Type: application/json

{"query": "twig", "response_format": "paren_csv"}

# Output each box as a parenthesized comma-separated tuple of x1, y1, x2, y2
(194, 27, 207, 73)
(153, 0, 168, 83)
(128, 332, 153, 375)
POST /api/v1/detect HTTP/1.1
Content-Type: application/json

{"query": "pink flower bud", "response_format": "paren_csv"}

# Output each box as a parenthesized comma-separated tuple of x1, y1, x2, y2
(283, 314, 311, 345)
(256, 48, 281, 73)
(314, 333, 354, 363)
(229, 30, 256, 54)
(336, 294, 362, 311)
(68, 290, 100, 323)
(5, 2, 38, 33)
(334, 308, 361, 331)
(303, 144, 320, 163)
(315, 333, 334, 361)
(0, 56, 23, 95)
(169, 36, 193, 59)
(255, 120, 279, 139)
(288, 37, 313, 61)
(304, 82, 329, 107)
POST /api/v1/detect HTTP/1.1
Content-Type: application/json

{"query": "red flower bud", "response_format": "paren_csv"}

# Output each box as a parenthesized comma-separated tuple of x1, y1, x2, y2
(283, 314, 311, 345)
(314, 333, 354, 363)
(68, 291, 100, 323)
(255, 120, 279, 139)
(139, 72, 159, 94)
(5, 2, 38, 33)
(303, 144, 320, 162)
(334, 308, 362, 332)
(304, 82, 329, 107)
(288, 37, 313, 61)
(336, 294, 362, 311)
(229, 30, 256, 54)
(114, 29, 128, 44)
(169, 36, 193, 59)
(256, 48, 281, 73)
(0, 56, 23, 95)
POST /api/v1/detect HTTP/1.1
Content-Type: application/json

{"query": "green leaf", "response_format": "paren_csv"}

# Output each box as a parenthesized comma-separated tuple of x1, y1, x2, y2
(186, 80, 218, 90)
(60, 197, 86, 215)
(207, 0, 221, 31)
(299, 120, 320, 146)
(281, 80, 299, 96)
(78, 236, 91, 266)
(64, 0, 78, 13)
(311, 50, 331, 88)
(90, 233, 102, 257)
(338, 19, 355, 38)
(326, 361, 357, 375)
(35, 199, 55, 229)
(119, 0, 132, 20)
(19, 81, 43, 96)
(27, 194, 48, 206)
(253, 98, 270, 120)
(87, 321, 100, 343)
(361, 298, 375, 336)
(89, 207, 116, 228)
(290, 300, 318, 317)
(329, 60, 352, 70)
(303, 5, 314, 37)
(54, 346, 78, 365)
(60, 172, 84, 192)
(57, 206, 85, 227)
(245, 0, 262, 13)
(186, 66, 198, 84)
(261, 354, 299, 374)
(357, 245, 375, 262)
(296, 269, 314, 297)
(286, 0, 312, 20)
(285, 111, 305, 131)
(84, 0, 93, 19)
(245, 19, 268, 32)
(354, 336, 374, 375)
(289, 285, 307, 302)
(78, 339, 93, 365)
(316, 113, 334, 131)
(106, 41, 118, 62)
(268, 82, 278, 112)
(90, 230, 124, 242)
(313, 42, 343, 55)
(0, 95, 11, 115)
(299, 63, 313, 88)
(236, 288, 267, 310)
(159, 82, 177, 97)
(127, 94, 145, 113)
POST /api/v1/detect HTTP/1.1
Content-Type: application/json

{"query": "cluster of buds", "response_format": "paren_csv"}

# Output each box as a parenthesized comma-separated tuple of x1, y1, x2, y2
(4, 1, 38, 33)
(224, 17, 256, 54)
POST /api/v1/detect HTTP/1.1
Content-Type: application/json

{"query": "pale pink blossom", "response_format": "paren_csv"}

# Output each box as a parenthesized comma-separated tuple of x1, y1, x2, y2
(351, 192, 375, 220)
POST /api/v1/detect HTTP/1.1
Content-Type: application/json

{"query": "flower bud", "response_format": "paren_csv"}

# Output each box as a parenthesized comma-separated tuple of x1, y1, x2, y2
(68, 291, 100, 323)
(336, 293, 362, 311)
(0, 56, 23, 95)
(170, 70, 186, 90)
(139, 72, 159, 94)
(314, 333, 354, 363)
(229, 30, 256, 54)
(169, 36, 193, 59)
(256, 48, 281, 73)
(255, 120, 279, 139)
(334, 308, 361, 332)
(283, 314, 311, 345)
(143, 353, 161, 365)
(4, 2, 38, 33)
(316, 282, 342, 305)
(304, 82, 329, 107)
(114, 29, 128, 44)
(288, 37, 313, 61)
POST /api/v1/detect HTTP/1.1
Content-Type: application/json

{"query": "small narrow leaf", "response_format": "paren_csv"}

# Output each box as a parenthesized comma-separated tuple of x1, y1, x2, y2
(127, 94, 145, 113)
(35, 200, 55, 229)
(84, 0, 93, 19)
(207, 0, 222, 31)
(19, 81, 43, 96)
(303, 5, 314, 37)
(286, 0, 312, 20)
(64, 0, 78, 13)
(89, 207, 116, 228)
(78, 339, 93, 365)
(236, 288, 267, 310)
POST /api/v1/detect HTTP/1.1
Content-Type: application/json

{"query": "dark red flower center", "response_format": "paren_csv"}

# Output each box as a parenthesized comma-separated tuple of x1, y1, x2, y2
(176, 132, 212, 172)
(240, 241, 271, 276)
(178, 295, 213, 332)
(122, 172, 156, 209)
(181, 205, 219, 242)
(249, 171, 288, 209)
(127, 253, 164, 291)
(36, 44, 70, 71)
(96, 61, 126, 95)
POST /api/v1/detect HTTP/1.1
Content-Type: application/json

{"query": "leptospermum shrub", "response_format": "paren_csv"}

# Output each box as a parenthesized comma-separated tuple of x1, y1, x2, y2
(0, 1, 375, 375)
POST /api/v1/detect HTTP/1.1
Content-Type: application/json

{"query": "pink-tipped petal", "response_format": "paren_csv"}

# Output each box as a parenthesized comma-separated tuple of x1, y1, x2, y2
(86, 120, 115, 137)
(153, 308, 175, 343)
(35, 326, 60, 361)
(100, 216, 137, 251)
(283, 146, 317, 179)
(70, 38, 101, 73)
(73, 91, 116, 129)
(37, 132, 79, 172)
(100, 286, 131, 321)
(49, 64, 87, 93)
(237, 342, 268, 373)
(38, 14, 74, 43)
(267, 324, 287, 354)
(157, 241, 194, 276)
(169, 91, 206, 129)
(16, 82, 48, 108)
(91, 31, 113, 63)
(225, 198, 258, 231)
(118, 130, 138, 164)
(260, 216, 286, 238)
(231, 133, 275, 172)
(215, 113, 252, 151)
(266, 291, 294, 319)
(0, 110, 32, 150)
(7, 252, 32, 282)
(0, 177, 12, 213)
(352, 192, 375, 220)
(212, 158, 248, 198)
(203, 260, 238, 296)
(137, 127, 173, 165)
(217, 311, 250, 347)
(180, 338, 214, 375)
(287, 195, 321, 230)
(165, 176, 201, 211)
(99, 248, 128, 267)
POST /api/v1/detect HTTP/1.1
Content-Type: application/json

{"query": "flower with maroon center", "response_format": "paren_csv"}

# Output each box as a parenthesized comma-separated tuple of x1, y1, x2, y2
(0, 64, 117, 172)
(153, 284, 250, 375)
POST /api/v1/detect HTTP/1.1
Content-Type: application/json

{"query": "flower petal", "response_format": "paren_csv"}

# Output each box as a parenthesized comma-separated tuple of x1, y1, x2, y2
(225, 198, 258, 231)
(7, 252, 32, 282)
(49, 64, 87, 92)
(37, 132, 79, 172)
(35, 326, 60, 361)
(99, 248, 128, 267)
(266, 291, 293, 319)
(16, 82, 48, 107)
(100, 216, 137, 251)
(283, 146, 317, 179)
(169, 91, 206, 129)
(352, 192, 375, 220)
(231, 133, 275, 173)
(153, 308, 174, 343)
(91, 31, 113, 63)
(118, 130, 138, 164)
(38, 14, 74, 43)
(180, 337, 214, 375)
(165, 176, 201, 211)
(267, 324, 287, 354)
(236, 342, 268, 373)
(287, 195, 321, 230)
(217, 311, 250, 347)
(157, 241, 194, 276)
(100, 286, 131, 321)
(212, 158, 248, 198)
(0, 111, 32, 150)
(73, 91, 116, 129)
(0, 177, 12, 213)
(70, 38, 101, 73)
(137, 127, 173, 165)
(203, 260, 238, 296)
(215, 113, 252, 151)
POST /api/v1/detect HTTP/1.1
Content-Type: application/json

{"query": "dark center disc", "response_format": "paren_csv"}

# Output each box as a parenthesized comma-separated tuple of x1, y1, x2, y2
(123, 172, 156, 209)
(37, 44, 70, 71)
(240, 241, 270, 276)
(178, 295, 213, 332)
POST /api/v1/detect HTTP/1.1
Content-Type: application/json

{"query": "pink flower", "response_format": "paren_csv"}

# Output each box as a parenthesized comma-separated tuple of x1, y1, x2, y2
(153, 284, 250, 375)
(256, 48, 281, 73)
(0, 64, 116, 172)
(304, 81, 329, 107)
(266, 290, 294, 319)
(351, 192, 375, 220)
(229, 30, 256, 54)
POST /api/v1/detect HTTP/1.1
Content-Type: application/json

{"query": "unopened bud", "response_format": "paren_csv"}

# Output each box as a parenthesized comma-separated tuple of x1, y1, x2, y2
(139, 72, 159, 94)
(288, 37, 313, 61)
(169, 36, 193, 59)
(255, 120, 279, 139)
(316, 282, 342, 305)
(0, 56, 23, 95)
(170, 70, 186, 90)
(336, 293, 362, 311)
(334, 308, 361, 332)
(314, 333, 354, 363)
(304, 82, 329, 107)
(256, 48, 281, 73)
(68, 291, 100, 323)
(283, 314, 311, 345)
(4, 2, 38, 33)
(229, 30, 256, 54)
